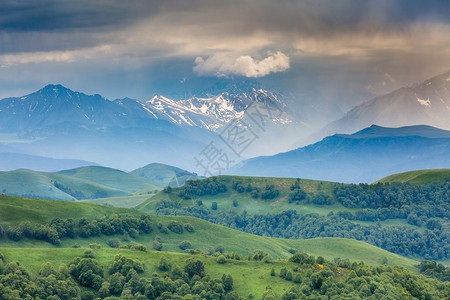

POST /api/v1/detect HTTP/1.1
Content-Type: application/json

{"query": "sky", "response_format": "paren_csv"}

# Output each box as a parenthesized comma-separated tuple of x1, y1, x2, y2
(1, 0, 450, 110)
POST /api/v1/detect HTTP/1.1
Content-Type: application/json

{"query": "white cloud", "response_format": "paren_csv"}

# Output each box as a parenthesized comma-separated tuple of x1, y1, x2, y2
(0, 45, 112, 67)
(193, 51, 290, 78)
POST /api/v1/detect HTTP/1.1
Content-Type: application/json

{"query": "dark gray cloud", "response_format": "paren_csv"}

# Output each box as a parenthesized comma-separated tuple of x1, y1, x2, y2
(0, 0, 449, 110)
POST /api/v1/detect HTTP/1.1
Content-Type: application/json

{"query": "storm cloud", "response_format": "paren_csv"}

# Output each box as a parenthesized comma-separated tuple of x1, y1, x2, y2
(1, 0, 450, 103)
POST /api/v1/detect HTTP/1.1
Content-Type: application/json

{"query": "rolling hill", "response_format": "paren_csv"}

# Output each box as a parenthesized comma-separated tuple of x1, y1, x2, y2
(0, 194, 418, 270)
(130, 163, 203, 188)
(0, 169, 128, 201)
(229, 125, 450, 183)
(375, 168, 450, 184)
(58, 166, 158, 193)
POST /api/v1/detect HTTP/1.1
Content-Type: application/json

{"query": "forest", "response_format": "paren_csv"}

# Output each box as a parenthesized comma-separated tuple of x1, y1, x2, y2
(0, 249, 448, 299)
(157, 178, 449, 260)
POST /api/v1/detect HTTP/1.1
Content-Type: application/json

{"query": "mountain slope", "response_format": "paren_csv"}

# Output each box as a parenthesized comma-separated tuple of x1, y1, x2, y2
(0, 85, 222, 171)
(143, 88, 289, 130)
(375, 169, 450, 184)
(0, 194, 418, 270)
(0, 84, 157, 131)
(130, 163, 203, 187)
(0, 169, 128, 201)
(58, 166, 158, 193)
(320, 71, 450, 137)
(229, 125, 450, 183)
(0, 152, 97, 172)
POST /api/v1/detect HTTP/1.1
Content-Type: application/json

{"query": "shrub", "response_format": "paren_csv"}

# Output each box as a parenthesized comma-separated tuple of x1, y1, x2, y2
(217, 255, 226, 264)
(158, 256, 171, 271)
(179, 240, 192, 250)
(184, 223, 195, 232)
(108, 239, 120, 248)
(152, 239, 163, 251)
(132, 244, 147, 252)
(168, 221, 184, 234)
(214, 245, 225, 253)
(84, 250, 95, 258)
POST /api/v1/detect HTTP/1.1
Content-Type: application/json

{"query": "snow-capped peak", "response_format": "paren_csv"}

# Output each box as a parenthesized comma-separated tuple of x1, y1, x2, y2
(142, 89, 288, 131)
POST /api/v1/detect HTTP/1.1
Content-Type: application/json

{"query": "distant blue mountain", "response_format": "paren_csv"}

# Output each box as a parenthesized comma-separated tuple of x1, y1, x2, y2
(0, 152, 97, 172)
(0, 84, 220, 170)
(229, 125, 450, 183)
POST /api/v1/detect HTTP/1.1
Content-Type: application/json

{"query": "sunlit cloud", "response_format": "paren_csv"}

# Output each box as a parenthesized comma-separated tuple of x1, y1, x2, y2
(0, 45, 113, 67)
(193, 52, 290, 78)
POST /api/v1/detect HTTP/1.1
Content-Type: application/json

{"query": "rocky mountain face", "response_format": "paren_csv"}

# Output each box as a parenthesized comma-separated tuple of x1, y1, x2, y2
(0, 84, 306, 170)
(319, 71, 450, 137)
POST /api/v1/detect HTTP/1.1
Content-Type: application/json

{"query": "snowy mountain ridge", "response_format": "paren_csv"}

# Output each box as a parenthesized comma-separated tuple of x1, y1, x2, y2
(141, 88, 291, 131)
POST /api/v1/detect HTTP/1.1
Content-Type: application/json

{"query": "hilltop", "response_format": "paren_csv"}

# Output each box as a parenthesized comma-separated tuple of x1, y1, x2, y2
(130, 163, 203, 188)
(375, 168, 450, 184)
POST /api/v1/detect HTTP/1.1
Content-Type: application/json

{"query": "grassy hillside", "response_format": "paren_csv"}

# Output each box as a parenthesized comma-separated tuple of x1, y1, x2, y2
(130, 162, 203, 187)
(1, 247, 438, 299)
(375, 168, 450, 184)
(0, 248, 299, 299)
(79, 192, 156, 208)
(58, 166, 158, 193)
(0, 195, 139, 226)
(0, 169, 128, 201)
(136, 175, 342, 216)
(0, 195, 418, 270)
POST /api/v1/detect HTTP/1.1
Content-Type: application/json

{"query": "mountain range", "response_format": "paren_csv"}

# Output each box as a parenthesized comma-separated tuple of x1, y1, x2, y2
(0, 71, 449, 174)
(317, 71, 450, 139)
(0, 84, 306, 170)
(229, 124, 450, 183)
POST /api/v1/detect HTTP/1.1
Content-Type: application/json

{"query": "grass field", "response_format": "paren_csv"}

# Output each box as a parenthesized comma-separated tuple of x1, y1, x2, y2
(79, 194, 154, 208)
(136, 175, 344, 216)
(58, 166, 159, 193)
(0, 169, 128, 201)
(0, 195, 418, 271)
(375, 168, 450, 184)
(0, 195, 140, 226)
(0, 247, 316, 299)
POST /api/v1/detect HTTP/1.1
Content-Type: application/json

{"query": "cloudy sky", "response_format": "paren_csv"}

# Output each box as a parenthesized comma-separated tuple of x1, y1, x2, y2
(1, 0, 450, 109)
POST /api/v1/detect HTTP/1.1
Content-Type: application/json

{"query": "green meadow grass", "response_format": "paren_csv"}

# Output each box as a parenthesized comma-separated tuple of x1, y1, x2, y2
(136, 175, 345, 216)
(79, 194, 154, 208)
(0, 169, 128, 201)
(0, 247, 312, 299)
(0, 195, 418, 271)
(375, 168, 450, 184)
(58, 166, 158, 193)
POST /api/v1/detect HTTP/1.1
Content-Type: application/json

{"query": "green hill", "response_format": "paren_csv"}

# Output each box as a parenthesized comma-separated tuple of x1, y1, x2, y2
(375, 168, 450, 184)
(0, 195, 417, 270)
(79, 194, 156, 208)
(58, 166, 158, 193)
(136, 175, 341, 216)
(130, 163, 203, 188)
(0, 169, 128, 201)
(1, 247, 445, 299)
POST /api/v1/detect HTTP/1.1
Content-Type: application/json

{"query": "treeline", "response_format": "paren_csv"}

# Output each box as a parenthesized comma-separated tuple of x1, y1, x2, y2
(156, 202, 449, 260)
(334, 180, 449, 209)
(0, 252, 239, 299)
(177, 177, 228, 199)
(419, 260, 450, 282)
(1, 215, 154, 245)
(271, 252, 449, 299)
